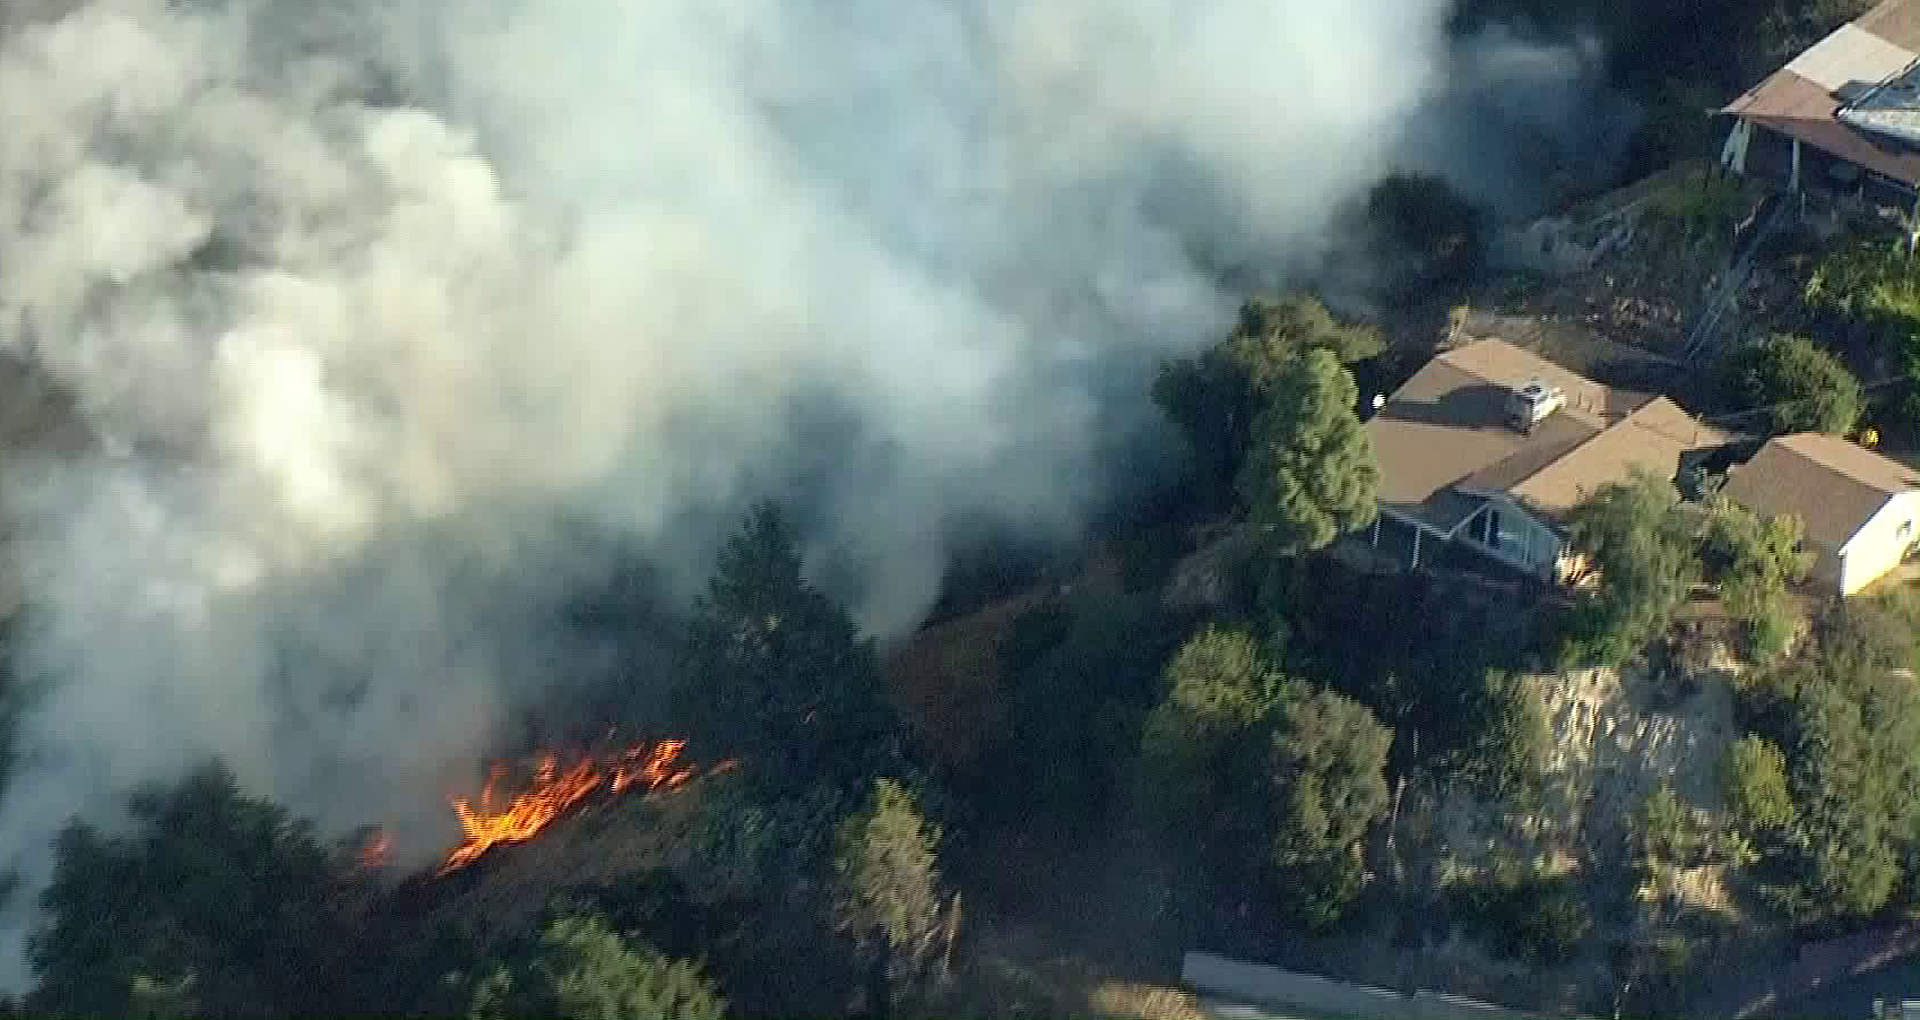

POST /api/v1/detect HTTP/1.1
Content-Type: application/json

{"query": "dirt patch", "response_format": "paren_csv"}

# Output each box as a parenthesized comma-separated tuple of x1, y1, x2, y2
(1486, 163, 1762, 360)
(1422, 643, 1744, 887)
(1527, 656, 1740, 864)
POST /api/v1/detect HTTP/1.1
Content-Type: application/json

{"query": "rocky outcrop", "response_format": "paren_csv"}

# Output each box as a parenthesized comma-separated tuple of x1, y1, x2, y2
(1161, 525, 1248, 612)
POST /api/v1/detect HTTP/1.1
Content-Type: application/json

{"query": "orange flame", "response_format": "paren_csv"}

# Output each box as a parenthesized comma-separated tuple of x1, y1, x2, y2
(439, 739, 695, 874)
(357, 829, 392, 871)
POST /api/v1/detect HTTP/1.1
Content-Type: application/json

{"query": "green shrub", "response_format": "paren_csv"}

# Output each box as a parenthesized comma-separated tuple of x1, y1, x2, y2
(1719, 334, 1864, 437)
(1805, 237, 1920, 344)
(1722, 735, 1794, 833)
(1452, 863, 1592, 966)
(1648, 169, 1745, 237)
(1745, 601, 1797, 661)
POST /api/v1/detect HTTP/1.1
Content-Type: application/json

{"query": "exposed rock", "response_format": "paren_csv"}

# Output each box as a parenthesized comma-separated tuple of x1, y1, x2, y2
(1430, 644, 1744, 921)
(1161, 526, 1249, 611)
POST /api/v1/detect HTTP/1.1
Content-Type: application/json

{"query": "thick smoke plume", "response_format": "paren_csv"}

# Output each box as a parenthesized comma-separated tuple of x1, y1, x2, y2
(0, 0, 1620, 987)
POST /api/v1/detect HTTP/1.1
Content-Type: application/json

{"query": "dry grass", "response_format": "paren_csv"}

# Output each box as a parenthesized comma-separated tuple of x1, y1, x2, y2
(1087, 980, 1207, 1020)
(883, 547, 1129, 775)
(935, 924, 1202, 1020)
(415, 775, 715, 948)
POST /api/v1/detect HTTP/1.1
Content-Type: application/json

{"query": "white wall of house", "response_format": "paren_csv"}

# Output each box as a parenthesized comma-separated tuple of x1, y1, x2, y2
(1839, 490, 1920, 595)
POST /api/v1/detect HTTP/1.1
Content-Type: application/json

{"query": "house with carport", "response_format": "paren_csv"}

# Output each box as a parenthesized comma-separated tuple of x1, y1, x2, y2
(1719, 0, 1920, 212)
(1365, 339, 1725, 581)
(1719, 432, 1920, 596)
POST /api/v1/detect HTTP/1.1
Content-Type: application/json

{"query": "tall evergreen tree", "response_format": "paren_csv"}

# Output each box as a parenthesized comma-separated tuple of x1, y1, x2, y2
(1237, 348, 1379, 556)
(677, 502, 897, 803)
(1154, 294, 1382, 506)
(27, 763, 353, 1019)
(832, 779, 950, 1004)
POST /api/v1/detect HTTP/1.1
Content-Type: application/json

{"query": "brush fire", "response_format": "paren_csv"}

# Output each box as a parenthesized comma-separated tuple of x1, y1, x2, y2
(438, 739, 696, 874)
(357, 829, 392, 871)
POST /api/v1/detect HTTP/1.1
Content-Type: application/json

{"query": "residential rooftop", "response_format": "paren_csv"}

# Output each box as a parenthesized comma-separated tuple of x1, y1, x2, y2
(1723, 0, 1920, 187)
(1719, 432, 1920, 551)
(1368, 339, 1723, 533)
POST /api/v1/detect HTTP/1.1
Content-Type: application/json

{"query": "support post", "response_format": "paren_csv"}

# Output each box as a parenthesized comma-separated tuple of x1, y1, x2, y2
(1411, 526, 1422, 570)
(1909, 191, 1919, 255)
(1372, 516, 1381, 548)
(1719, 118, 1751, 175)
(1790, 137, 1802, 193)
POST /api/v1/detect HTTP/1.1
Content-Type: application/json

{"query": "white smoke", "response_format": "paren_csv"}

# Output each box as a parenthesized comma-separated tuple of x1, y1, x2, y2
(0, 0, 1622, 988)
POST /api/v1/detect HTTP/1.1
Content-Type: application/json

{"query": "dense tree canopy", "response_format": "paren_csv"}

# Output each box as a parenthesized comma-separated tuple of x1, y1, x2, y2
(1720, 333, 1864, 437)
(1229, 294, 1387, 377)
(1264, 685, 1393, 930)
(1153, 294, 1382, 506)
(468, 914, 727, 1020)
(1736, 601, 1920, 927)
(1805, 237, 1920, 441)
(1139, 629, 1391, 931)
(676, 502, 898, 803)
(1561, 470, 1699, 667)
(1238, 348, 1379, 557)
(1701, 498, 1810, 658)
(985, 589, 1191, 835)
(27, 763, 355, 1019)
(1261, 555, 1554, 793)
(1804, 231, 1920, 349)
(1138, 628, 1286, 838)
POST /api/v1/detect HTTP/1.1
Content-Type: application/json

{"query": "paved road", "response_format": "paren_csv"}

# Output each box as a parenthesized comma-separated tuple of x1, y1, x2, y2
(1757, 955, 1920, 1019)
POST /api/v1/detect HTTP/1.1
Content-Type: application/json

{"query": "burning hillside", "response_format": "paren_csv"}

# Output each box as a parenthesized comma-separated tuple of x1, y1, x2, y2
(439, 739, 703, 874)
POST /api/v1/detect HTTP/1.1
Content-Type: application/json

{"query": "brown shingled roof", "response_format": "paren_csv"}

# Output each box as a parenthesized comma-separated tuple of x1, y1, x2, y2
(1857, 0, 1920, 53)
(1720, 433, 1920, 551)
(1367, 340, 1722, 533)
(1508, 398, 1717, 520)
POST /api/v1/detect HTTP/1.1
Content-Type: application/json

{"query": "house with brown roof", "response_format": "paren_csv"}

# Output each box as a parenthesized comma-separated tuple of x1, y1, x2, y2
(1720, 432, 1920, 596)
(1364, 339, 1724, 581)
(1720, 0, 1920, 206)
